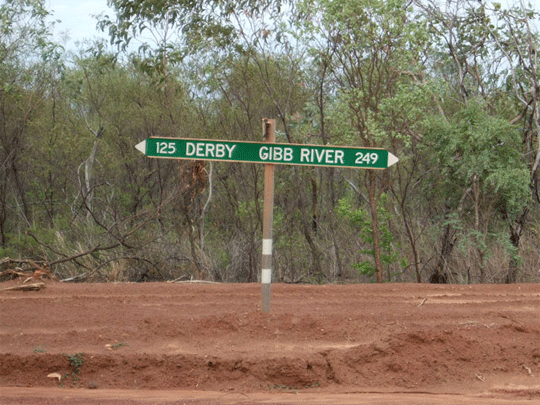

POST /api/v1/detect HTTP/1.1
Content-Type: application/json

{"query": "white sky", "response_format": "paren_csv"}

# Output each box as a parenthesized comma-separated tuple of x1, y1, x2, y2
(46, 0, 112, 50)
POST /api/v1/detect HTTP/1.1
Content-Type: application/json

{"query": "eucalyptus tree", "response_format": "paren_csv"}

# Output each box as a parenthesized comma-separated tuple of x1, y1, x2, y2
(184, 45, 316, 281)
(423, 99, 530, 282)
(296, 0, 428, 282)
(57, 43, 205, 280)
(0, 0, 64, 249)
(416, 0, 538, 282)
(225, 8, 331, 282)
(488, 1, 540, 282)
(99, 0, 333, 282)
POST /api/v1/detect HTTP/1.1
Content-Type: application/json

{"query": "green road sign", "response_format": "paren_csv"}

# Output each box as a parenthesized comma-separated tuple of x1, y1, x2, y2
(135, 137, 398, 169)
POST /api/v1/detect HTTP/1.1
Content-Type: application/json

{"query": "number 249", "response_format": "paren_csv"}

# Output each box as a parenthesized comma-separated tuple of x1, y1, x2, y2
(355, 152, 379, 165)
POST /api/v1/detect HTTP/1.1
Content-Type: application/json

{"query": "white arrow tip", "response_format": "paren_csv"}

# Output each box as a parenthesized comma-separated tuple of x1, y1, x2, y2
(388, 152, 399, 167)
(135, 140, 146, 155)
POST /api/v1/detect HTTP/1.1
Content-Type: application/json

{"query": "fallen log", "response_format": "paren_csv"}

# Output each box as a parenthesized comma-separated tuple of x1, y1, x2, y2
(0, 282, 46, 292)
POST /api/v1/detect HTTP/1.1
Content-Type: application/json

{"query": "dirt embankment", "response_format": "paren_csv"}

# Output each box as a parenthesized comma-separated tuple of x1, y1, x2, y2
(1, 282, 539, 404)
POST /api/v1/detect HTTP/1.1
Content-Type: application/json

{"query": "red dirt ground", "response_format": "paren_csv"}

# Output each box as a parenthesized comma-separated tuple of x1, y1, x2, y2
(0, 281, 539, 404)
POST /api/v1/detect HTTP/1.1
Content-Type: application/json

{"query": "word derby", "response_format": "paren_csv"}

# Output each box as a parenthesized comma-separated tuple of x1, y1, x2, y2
(136, 137, 399, 169)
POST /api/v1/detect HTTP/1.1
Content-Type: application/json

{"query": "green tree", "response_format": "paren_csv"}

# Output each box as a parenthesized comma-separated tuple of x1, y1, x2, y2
(423, 99, 530, 282)
(0, 0, 62, 248)
(298, 0, 426, 282)
(417, 0, 539, 282)
(489, 1, 540, 282)
(338, 195, 404, 281)
(187, 46, 314, 281)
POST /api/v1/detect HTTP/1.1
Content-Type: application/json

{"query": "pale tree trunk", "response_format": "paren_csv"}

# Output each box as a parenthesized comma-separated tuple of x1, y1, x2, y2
(81, 126, 103, 218)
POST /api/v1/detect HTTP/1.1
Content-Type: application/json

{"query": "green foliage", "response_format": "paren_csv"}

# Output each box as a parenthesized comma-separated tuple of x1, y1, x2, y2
(99, 0, 285, 61)
(0, 0, 54, 64)
(337, 196, 403, 280)
(304, 0, 426, 147)
(64, 352, 84, 383)
(1, 0, 539, 285)
(424, 98, 530, 218)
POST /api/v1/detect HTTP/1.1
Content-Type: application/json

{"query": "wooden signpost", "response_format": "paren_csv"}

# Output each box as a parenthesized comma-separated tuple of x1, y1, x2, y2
(135, 119, 399, 312)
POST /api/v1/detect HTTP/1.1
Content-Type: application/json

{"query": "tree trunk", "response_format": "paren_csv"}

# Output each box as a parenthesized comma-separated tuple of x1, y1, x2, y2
(0, 179, 6, 247)
(326, 168, 344, 280)
(429, 222, 457, 283)
(82, 126, 103, 218)
(295, 169, 323, 282)
(505, 208, 528, 283)
(368, 171, 384, 283)
(403, 210, 421, 283)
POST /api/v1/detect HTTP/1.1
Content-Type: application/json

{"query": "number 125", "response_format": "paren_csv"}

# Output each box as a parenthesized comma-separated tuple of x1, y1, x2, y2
(156, 142, 176, 154)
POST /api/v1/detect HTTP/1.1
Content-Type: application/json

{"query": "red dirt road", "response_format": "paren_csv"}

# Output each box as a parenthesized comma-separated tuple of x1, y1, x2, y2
(1, 281, 539, 404)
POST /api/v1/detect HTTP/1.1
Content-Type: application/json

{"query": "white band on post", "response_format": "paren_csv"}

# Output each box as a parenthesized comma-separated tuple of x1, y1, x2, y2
(262, 239, 273, 255)
(262, 269, 271, 284)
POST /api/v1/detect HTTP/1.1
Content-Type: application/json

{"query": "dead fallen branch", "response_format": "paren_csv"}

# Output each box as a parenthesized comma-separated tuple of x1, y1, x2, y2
(0, 257, 48, 269)
(167, 279, 221, 284)
(0, 258, 57, 282)
(1, 242, 122, 283)
(60, 273, 89, 283)
(0, 269, 29, 279)
(1, 282, 45, 292)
